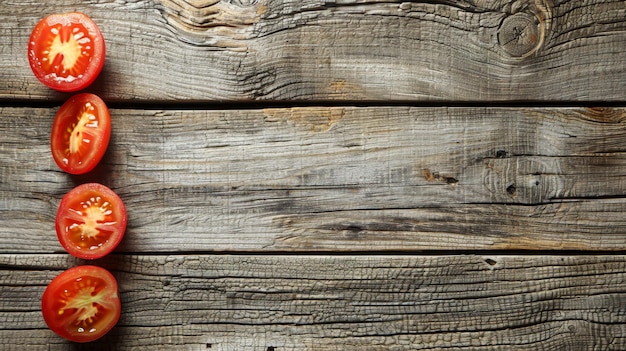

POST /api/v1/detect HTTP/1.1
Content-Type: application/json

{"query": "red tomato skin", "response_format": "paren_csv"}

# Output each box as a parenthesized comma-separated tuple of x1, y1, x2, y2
(28, 12, 105, 92)
(50, 93, 111, 175)
(56, 183, 127, 260)
(42, 265, 121, 343)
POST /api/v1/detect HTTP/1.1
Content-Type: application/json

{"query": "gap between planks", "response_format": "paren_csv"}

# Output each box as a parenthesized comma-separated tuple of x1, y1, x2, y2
(2, 99, 626, 110)
(4, 250, 626, 258)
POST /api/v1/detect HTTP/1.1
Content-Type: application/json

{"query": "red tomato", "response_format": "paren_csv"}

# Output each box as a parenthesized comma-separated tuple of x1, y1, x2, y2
(50, 93, 110, 175)
(56, 183, 127, 260)
(28, 12, 105, 92)
(42, 265, 121, 343)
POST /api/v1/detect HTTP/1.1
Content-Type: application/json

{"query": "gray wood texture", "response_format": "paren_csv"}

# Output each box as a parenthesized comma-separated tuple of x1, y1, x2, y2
(1, 0, 625, 102)
(2, 254, 626, 350)
(2, 106, 625, 253)
(1, 0, 625, 349)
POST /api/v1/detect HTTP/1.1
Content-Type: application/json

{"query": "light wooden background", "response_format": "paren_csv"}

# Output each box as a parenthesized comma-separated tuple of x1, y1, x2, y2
(1, 0, 625, 350)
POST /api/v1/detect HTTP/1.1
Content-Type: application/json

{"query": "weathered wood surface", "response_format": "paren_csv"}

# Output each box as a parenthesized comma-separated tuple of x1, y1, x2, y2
(2, 254, 626, 350)
(2, 0, 626, 349)
(1, 106, 625, 253)
(1, 0, 625, 102)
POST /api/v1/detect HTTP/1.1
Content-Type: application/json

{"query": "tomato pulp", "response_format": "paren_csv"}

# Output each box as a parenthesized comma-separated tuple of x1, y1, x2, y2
(28, 12, 105, 92)
(50, 93, 110, 175)
(42, 265, 121, 343)
(56, 183, 127, 260)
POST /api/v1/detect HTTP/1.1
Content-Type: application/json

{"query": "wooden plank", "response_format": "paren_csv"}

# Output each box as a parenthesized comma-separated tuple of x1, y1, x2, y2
(1, 106, 625, 252)
(1, 0, 625, 102)
(1, 254, 625, 350)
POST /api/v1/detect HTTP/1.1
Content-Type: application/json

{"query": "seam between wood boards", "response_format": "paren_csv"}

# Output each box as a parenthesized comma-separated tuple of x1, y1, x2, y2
(125, 250, 626, 257)
(2, 99, 626, 110)
(3, 250, 626, 257)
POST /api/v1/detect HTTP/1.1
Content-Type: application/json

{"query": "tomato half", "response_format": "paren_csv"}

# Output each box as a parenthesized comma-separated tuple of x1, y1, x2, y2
(28, 12, 105, 92)
(42, 265, 121, 343)
(56, 183, 127, 260)
(50, 93, 110, 175)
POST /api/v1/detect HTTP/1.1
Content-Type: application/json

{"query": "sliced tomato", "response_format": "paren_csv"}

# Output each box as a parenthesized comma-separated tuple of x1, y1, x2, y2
(50, 93, 110, 175)
(56, 183, 127, 260)
(28, 12, 105, 92)
(42, 265, 121, 343)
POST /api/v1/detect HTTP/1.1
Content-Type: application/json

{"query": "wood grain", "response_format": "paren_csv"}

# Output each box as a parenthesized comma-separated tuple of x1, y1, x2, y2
(2, 1, 624, 349)
(1, 254, 625, 350)
(1, 0, 624, 102)
(2, 106, 625, 253)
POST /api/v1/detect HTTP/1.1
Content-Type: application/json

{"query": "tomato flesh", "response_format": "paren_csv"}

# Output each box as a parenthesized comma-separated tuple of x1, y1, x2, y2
(56, 183, 127, 260)
(42, 265, 121, 343)
(28, 12, 105, 92)
(51, 93, 110, 175)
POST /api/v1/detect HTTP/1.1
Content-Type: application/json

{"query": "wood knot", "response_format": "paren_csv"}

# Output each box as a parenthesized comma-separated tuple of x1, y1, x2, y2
(497, 13, 541, 57)
(581, 107, 626, 124)
(423, 169, 459, 186)
(496, 0, 552, 58)
(157, 0, 267, 48)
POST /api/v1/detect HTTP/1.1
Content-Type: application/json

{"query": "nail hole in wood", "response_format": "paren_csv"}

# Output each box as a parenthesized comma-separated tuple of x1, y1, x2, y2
(506, 184, 517, 197)
(446, 177, 459, 185)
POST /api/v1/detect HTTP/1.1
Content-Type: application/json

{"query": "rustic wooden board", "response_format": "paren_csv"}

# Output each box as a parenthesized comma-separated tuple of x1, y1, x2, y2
(3, 0, 625, 350)
(2, 106, 625, 253)
(1, 254, 625, 350)
(1, 0, 625, 102)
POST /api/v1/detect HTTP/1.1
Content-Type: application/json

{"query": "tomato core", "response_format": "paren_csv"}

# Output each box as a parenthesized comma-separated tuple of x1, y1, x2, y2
(50, 93, 110, 175)
(56, 183, 127, 260)
(28, 12, 105, 92)
(42, 266, 121, 343)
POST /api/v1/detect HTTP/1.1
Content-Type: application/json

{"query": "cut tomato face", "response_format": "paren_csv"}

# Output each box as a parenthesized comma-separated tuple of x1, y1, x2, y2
(28, 12, 105, 92)
(42, 265, 121, 343)
(50, 93, 110, 175)
(56, 183, 127, 260)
